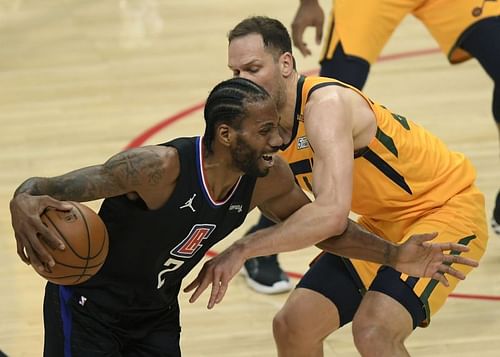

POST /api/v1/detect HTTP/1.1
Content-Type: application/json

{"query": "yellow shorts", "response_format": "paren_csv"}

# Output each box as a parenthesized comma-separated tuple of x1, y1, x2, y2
(321, 0, 500, 64)
(352, 185, 488, 326)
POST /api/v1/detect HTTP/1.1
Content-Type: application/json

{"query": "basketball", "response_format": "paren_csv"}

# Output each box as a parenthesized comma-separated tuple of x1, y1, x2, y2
(33, 202, 109, 285)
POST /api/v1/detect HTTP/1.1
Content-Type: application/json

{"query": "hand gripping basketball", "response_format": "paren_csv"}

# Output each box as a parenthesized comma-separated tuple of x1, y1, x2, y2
(33, 202, 109, 285)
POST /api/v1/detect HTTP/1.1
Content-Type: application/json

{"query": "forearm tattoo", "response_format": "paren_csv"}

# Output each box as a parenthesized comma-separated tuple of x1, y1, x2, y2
(14, 148, 166, 201)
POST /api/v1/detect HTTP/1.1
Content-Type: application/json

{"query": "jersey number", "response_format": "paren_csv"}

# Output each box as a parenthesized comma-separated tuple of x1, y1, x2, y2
(157, 258, 184, 289)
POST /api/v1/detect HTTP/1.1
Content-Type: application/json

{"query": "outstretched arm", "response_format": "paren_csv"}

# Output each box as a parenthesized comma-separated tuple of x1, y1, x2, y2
(318, 221, 477, 286)
(184, 214, 478, 309)
(10, 146, 178, 271)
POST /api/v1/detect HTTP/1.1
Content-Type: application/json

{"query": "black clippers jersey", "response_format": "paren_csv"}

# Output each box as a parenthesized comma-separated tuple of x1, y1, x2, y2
(75, 137, 257, 311)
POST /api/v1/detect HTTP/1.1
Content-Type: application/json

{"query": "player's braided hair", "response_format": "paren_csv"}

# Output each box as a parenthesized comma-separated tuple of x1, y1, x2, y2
(203, 77, 271, 153)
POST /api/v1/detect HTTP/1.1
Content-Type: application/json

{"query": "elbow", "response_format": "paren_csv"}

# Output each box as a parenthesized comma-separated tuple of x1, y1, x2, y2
(315, 217, 348, 251)
(320, 209, 349, 239)
(14, 177, 40, 197)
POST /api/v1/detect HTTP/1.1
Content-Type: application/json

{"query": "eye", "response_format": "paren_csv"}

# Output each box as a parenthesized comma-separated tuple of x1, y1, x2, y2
(259, 125, 273, 135)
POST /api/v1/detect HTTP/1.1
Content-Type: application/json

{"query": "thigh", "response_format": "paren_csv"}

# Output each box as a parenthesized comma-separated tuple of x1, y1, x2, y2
(367, 266, 426, 329)
(402, 189, 487, 325)
(124, 304, 181, 357)
(296, 252, 364, 327)
(123, 330, 180, 357)
(44, 283, 122, 357)
(354, 290, 414, 341)
(460, 16, 500, 80)
(355, 186, 488, 326)
(322, 0, 415, 63)
(414, 0, 500, 63)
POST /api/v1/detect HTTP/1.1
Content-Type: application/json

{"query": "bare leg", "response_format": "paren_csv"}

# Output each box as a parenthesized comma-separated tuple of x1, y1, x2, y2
(273, 288, 340, 357)
(352, 291, 414, 357)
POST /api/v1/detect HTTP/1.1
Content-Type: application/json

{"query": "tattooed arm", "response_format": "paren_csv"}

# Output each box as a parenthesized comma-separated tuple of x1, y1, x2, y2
(10, 145, 180, 270)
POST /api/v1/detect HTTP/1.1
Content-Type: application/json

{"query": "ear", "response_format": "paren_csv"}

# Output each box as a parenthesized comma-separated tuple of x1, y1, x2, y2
(280, 52, 294, 77)
(216, 123, 234, 148)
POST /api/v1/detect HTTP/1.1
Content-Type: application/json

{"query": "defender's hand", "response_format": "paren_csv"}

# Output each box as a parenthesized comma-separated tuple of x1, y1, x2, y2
(291, 0, 325, 56)
(184, 245, 246, 309)
(10, 193, 71, 271)
(394, 232, 479, 287)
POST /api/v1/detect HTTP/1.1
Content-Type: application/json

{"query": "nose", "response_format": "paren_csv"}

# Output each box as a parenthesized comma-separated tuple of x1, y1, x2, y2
(237, 72, 252, 81)
(269, 127, 283, 148)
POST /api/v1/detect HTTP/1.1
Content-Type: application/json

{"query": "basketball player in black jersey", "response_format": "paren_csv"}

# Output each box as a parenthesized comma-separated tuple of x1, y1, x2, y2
(10, 77, 477, 356)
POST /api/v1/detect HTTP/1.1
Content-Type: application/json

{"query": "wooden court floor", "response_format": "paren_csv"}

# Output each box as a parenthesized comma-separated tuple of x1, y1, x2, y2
(0, 1, 499, 356)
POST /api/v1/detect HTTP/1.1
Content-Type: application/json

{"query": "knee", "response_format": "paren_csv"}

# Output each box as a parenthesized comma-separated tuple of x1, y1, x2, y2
(352, 317, 405, 356)
(273, 309, 300, 344)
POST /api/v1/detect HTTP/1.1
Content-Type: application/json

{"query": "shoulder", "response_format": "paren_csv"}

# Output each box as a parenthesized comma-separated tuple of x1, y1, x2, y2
(113, 145, 181, 185)
(121, 145, 181, 209)
(146, 145, 181, 179)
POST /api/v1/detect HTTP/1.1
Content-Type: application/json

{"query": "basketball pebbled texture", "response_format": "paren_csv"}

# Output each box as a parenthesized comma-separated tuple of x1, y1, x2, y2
(34, 201, 109, 285)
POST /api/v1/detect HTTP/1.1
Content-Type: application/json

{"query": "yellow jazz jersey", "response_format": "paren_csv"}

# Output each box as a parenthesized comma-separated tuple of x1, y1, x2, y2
(282, 76, 488, 324)
(280, 75, 477, 224)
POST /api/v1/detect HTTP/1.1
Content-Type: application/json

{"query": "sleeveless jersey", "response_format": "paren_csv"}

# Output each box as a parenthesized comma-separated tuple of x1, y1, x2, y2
(280, 76, 476, 222)
(74, 136, 257, 312)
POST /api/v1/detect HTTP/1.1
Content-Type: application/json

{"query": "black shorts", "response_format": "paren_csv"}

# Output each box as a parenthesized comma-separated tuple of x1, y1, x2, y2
(43, 283, 181, 357)
(297, 253, 426, 329)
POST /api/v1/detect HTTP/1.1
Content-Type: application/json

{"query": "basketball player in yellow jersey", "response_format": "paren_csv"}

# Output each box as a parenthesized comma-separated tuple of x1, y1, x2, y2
(186, 17, 489, 356)
(292, 0, 500, 232)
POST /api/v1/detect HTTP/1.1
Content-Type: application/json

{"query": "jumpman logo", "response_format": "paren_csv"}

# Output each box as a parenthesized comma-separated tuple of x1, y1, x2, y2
(180, 193, 196, 212)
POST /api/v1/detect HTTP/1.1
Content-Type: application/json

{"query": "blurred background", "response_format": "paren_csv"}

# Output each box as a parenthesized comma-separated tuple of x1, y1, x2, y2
(0, 0, 498, 355)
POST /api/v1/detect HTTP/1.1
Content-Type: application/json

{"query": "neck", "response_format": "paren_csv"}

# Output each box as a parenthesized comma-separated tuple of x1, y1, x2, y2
(277, 71, 300, 144)
(203, 148, 242, 201)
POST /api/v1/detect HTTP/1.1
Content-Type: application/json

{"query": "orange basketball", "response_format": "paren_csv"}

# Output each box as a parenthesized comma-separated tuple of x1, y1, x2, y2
(34, 202, 109, 285)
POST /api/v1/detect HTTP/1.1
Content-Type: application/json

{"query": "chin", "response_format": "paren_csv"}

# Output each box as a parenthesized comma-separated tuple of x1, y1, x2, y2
(256, 166, 271, 177)
(245, 166, 270, 178)
(258, 169, 270, 177)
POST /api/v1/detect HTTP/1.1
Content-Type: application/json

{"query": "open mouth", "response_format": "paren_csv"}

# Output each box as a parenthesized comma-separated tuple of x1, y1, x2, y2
(261, 153, 275, 167)
(262, 154, 273, 162)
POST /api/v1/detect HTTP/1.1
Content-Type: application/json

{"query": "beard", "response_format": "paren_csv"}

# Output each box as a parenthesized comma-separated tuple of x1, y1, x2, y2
(231, 134, 269, 177)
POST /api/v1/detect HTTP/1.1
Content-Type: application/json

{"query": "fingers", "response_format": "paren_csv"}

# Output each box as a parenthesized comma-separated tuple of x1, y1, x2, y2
(43, 196, 73, 212)
(432, 271, 450, 287)
(16, 230, 55, 271)
(184, 264, 227, 309)
(23, 240, 45, 272)
(291, 23, 310, 56)
(31, 233, 56, 270)
(183, 277, 198, 293)
(208, 279, 228, 309)
(440, 242, 470, 253)
(292, 37, 310, 56)
(315, 22, 323, 45)
(411, 232, 439, 244)
(187, 274, 212, 304)
(443, 254, 478, 268)
(432, 255, 479, 286)
(15, 235, 30, 264)
(38, 222, 66, 251)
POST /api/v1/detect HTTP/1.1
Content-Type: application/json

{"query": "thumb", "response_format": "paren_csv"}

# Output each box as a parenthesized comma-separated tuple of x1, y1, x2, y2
(315, 24, 323, 44)
(411, 232, 439, 244)
(183, 277, 199, 293)
(44, 198, 74, 212)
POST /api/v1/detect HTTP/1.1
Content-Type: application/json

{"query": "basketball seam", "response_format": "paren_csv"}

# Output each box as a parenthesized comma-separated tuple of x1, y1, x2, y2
(40, 203, 107, 285)
(69, 202, 92, 284)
